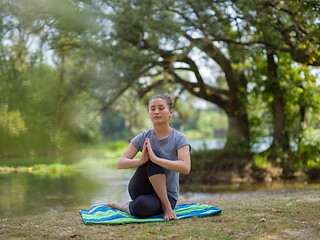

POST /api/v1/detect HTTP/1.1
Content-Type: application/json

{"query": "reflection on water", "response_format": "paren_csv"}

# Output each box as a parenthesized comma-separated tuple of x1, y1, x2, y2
(0, 168, 132, 219)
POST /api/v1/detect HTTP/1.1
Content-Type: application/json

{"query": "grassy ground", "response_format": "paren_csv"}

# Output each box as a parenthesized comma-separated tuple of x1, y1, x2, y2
(1, 188, 319, 240)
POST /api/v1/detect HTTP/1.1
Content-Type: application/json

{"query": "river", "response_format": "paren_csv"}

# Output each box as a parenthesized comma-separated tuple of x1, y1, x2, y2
(0, 139, 317, 219)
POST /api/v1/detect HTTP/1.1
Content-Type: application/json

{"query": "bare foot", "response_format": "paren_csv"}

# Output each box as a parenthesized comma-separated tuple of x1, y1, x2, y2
(162, 204, 177, 220)
(163, 210, 177, 220)
(107, 202, 130, 214)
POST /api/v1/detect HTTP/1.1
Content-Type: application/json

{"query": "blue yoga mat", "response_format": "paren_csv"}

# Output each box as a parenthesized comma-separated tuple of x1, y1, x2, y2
(79, 203, 222, 225)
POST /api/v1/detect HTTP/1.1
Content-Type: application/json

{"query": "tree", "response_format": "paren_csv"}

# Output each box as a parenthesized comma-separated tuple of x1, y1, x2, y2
(232, 0, 320, 149)
(2, 0, 319, 173)
(94, 0, 320, 175)
(0, 0, 104, 155)
(100, 0, 251, 152)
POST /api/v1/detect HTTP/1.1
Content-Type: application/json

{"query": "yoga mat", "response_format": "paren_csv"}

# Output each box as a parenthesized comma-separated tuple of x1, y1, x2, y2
(79, 203, 222, 225)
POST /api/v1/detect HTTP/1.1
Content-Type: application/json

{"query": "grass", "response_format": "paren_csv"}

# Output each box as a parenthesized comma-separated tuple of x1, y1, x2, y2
(1, 188, 319, 240)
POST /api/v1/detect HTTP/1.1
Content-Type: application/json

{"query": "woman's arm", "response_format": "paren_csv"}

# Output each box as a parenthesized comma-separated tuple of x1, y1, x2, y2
(116, 142, 149, 169)
(146, 138, 191, 175)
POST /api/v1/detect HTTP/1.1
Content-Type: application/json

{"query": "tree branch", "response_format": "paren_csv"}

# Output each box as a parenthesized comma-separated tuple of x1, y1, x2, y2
(184, 34, 239, 97)
(137, 79, 166, 99)
(172, 71, 228, 111)
(173, 67, 229, 97)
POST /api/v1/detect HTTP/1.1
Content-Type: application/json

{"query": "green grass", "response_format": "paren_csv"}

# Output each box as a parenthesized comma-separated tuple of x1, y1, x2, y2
(1, 188, 319, 239)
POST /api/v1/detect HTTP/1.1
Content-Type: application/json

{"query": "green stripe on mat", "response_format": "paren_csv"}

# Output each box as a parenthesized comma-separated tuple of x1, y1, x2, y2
(79, 203, 222, 225)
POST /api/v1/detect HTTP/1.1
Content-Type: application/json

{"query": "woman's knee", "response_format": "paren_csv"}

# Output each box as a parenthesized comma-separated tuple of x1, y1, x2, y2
(129, 195, 161, 218)
(146, 161, 165, 177)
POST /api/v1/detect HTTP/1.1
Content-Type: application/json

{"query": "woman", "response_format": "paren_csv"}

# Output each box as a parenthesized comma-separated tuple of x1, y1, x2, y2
(108, 94, 191, 220)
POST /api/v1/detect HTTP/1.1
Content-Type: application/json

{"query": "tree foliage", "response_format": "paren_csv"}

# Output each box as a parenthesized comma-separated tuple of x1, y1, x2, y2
(0, 0, 319, 176)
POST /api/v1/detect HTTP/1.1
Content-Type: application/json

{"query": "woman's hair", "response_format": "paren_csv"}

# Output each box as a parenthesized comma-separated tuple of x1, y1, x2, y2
(149, 94, 174, 110)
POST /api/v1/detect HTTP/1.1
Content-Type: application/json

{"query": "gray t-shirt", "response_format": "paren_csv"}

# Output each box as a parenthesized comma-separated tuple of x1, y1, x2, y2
(131, 128, 191, 201)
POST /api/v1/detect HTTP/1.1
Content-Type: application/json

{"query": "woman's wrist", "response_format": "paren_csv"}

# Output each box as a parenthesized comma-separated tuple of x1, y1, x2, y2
(151, 156, 161, 165)
(117, 158, 143, 169)
(138, 158, 145, 166)
(138, 155, 149, 166)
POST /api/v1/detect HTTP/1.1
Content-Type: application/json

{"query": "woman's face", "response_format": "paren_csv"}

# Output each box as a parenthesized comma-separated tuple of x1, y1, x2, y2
(148, 98, 173, 124)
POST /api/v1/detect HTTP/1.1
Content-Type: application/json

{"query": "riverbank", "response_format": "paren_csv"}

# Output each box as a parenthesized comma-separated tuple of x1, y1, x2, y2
(1, 187, 319, 240)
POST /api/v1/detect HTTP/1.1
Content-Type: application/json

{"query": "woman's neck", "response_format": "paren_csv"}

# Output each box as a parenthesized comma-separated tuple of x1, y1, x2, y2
(153, 124, 172, 140)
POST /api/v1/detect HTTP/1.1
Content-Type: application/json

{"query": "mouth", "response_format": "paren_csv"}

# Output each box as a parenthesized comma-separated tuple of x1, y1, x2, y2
(153, 116, 161, 119)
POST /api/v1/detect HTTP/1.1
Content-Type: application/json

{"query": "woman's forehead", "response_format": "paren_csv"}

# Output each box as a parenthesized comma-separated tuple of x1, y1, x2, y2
(149, 98, 167, 106)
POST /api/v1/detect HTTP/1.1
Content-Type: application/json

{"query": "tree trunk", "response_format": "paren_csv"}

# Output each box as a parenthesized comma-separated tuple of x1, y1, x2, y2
(298, 84, 307, 141)
(226, 110, 250, 145)
(267, 52, 290, 151)
(199, 41, 251, 151)
(272, 98, 289, 149)
(266, 52, 293, 178)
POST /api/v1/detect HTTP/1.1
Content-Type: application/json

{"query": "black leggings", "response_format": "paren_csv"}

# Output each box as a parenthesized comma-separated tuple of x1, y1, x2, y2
(128, 160, 177, 218)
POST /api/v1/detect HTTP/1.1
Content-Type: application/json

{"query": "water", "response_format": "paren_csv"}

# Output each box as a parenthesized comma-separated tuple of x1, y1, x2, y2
(190, 138, 226, 151)
(190, 137, 273, 152)
(0, 139, 316, 219)
(190, 137, 301, 153)
(0, 166, 133, 219)
(1, 165, 319, 219)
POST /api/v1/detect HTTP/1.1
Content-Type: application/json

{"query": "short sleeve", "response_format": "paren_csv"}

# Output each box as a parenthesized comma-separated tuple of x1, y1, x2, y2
(176, 133, 191, 152)
(131, 132, 146, 152)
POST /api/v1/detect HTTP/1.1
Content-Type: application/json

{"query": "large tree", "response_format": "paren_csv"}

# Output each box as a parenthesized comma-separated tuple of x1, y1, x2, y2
(232, 0, 320, 151)
(101, 0, 252, 150)
(100, 0, 320, 152)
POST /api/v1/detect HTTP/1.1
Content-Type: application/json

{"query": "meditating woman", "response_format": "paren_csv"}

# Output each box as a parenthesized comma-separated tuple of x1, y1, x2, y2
(108, 94, 191, 220)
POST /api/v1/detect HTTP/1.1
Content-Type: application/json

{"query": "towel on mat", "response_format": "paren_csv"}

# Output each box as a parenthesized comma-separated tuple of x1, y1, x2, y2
(79, 203, 222, 225)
